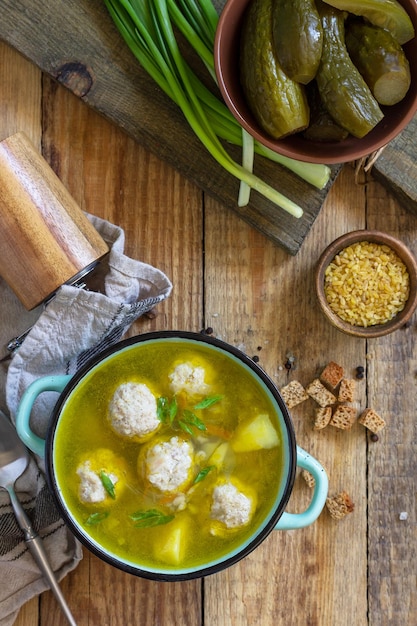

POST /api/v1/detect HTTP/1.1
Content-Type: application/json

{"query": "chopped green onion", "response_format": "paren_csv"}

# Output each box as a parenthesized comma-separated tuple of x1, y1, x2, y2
(157, 396, 168, 421)
(169, 396, 178, 422)
(238, 129, 255, 207)
(194, 395, 223, 409)
(85, 511, 109, 526)
(178, 420, 195, 435)
(157, 396, 178, 423)
(100, 471, 116, 499)
(182, 410, 206, 431)
(194, 465, 215, 483)
(130, 509, 175, 527)
(157, 396, 208, 433)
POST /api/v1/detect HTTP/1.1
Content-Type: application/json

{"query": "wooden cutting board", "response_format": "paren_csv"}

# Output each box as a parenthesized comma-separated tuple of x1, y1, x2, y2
(373, 117, 417, 215)
(0, 0, 343, 256)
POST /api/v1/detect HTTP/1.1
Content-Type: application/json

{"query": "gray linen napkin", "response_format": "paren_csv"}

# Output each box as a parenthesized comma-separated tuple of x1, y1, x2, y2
(0, 214, 172, 625)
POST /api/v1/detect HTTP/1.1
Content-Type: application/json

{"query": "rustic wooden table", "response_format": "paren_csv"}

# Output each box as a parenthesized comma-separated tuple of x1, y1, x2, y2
(0, 36, 415, 626)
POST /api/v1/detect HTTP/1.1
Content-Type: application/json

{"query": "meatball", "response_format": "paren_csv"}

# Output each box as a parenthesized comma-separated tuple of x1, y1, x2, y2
(76, 448, 126, 504)
(210, 481, 254, 529)
(77, 460, 118, 504)
(168, 362, 210, 397)
(108, 382, 160, 440)
(144, 436, 194, 494)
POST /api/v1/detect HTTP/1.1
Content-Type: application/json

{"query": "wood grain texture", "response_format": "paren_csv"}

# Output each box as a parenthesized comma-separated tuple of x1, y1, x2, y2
(373, 117, 417, 216)
(1, 20, 416, 626)
(365, 181, 417, 626)
(37, 73, 204, 626)
(0, 44, 41, 145)
(203, 168, 369, 626)
(0, 0, 341, 255)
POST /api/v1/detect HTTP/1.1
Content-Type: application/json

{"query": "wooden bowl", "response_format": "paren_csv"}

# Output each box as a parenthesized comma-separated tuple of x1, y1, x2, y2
(315, 231, 417, 338)
(214, 0, 417, 164)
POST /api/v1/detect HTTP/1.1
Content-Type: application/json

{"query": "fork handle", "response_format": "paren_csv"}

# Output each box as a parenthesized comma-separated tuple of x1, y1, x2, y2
(7, 486, 77, 626)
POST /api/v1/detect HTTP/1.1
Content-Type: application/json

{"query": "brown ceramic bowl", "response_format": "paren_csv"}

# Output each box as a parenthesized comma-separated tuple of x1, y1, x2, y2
(214, 0, 417, 164)
(315, 231, 417, 338)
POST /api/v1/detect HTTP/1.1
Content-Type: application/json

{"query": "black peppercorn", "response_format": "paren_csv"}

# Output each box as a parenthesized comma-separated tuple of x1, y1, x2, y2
(370, 433, 379, 442)
(355, 365, 365, 379)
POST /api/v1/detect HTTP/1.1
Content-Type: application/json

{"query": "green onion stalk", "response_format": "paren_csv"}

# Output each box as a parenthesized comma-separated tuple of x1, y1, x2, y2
(103, 0, 331, 218)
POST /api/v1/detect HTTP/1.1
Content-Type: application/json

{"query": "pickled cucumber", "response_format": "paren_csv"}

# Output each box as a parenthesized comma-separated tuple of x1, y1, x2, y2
(346, 20, 411, 105)
(323, 0, 415, 44)
(240, 0, 309, 139)
(272, 0, 323, 84)
(304, 83, 349, 141)
(315, 3, 384, 138)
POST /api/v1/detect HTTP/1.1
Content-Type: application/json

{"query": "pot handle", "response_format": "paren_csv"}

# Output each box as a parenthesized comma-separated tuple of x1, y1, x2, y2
(15, 375, 72, 457)
(275, 446, 328, 530)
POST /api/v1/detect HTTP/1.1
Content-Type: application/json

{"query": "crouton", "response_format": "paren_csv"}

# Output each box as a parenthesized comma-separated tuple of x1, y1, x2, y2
(313, 406, 332, 430)
(280, 380, 309, 409)
(320, 361, 344, 389)
(302, 462, 328, 489)
(358, 408, 386, 434)
(306, 379, 337, 408)
(338, 378, 356, 403)
(329, 404, 357, 430)
(326, 491, 355, 520)
(301, 469, 316, 489)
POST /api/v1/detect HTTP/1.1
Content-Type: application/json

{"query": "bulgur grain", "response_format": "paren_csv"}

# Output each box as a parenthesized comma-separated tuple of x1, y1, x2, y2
(324, 241, 410, 327)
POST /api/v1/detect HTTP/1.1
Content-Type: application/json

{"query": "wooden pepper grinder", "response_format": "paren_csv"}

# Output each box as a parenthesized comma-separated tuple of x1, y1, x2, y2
(0, 131, 109, 310)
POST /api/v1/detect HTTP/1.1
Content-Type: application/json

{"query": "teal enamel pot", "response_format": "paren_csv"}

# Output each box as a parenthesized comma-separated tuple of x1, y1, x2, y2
(15, 331, 328, 581)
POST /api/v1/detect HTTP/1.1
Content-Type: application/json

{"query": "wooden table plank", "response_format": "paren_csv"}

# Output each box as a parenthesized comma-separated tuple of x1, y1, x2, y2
(0, 43, 41, 146)
(373, 117, 417, 217)
(365, 181, 417, 626)
(0, 0, 340, 255)
(0, 40, 43, 626)
(37, 75, 205, 626)
(203, 167, 369, 625)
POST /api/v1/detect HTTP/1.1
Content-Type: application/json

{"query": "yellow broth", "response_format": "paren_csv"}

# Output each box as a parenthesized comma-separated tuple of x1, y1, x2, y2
(53, 339, 285, 571)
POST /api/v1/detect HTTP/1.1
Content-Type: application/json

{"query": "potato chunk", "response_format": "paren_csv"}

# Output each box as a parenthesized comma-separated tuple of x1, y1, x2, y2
(208, 442, 233, 468)
(156, 518, 188, 565)
(232, 414, 279, 452)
